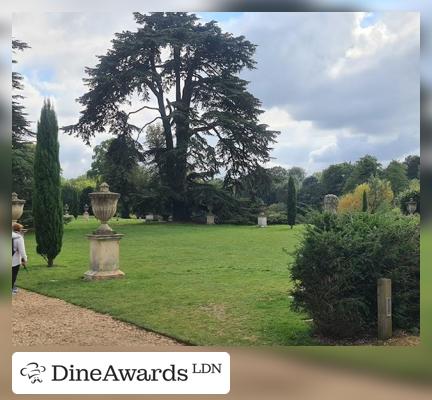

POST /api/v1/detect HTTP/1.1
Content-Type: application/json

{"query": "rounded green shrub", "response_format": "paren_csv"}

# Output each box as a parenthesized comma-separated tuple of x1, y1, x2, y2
(290, 211, 419, 339)
(266, 202, 288, 224)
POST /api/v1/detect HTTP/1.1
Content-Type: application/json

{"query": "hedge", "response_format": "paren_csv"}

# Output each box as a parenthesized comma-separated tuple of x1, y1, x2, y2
(290, 211, 419, 339)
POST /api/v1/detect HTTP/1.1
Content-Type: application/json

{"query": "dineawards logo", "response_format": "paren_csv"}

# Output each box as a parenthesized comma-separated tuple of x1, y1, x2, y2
(13, 352, 230, 395)
(20, 362, 47, 384)
(51, 362, 189, 382)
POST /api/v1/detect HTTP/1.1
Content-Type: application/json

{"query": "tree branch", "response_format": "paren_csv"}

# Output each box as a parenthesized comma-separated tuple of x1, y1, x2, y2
(127, 105, 160, 116)
(136, 116, 162, 142)
(212, 126, 223, 140)
(192, 123, 217, 133)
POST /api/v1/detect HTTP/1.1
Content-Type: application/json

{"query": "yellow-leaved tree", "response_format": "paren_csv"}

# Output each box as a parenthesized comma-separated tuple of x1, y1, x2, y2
(338, 177, 394, 213)
(338, 183, 369, 213)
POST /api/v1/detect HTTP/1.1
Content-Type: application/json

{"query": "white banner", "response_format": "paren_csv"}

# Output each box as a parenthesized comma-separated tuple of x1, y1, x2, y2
(12, 352, 230, 394)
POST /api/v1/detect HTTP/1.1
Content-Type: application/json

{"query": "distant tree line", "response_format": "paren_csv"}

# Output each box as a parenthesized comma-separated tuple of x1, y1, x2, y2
(77, 131, 420, 224)
(13, 114, 420, 226)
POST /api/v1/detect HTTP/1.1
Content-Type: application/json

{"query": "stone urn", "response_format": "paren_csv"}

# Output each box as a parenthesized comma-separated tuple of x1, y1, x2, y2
(84, 183, 124, 280)
(12, 192, 26, 224)
(90, 182, 120, 234)
(323, 194, 339, 214)
(258, 211, 267, 228)
(83, 204, 90, 221)
(406, 198, 417, 215)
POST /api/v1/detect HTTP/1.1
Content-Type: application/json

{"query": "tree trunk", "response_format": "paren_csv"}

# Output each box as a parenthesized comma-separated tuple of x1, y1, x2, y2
(173, 198, 190, 221)
(170, 100, 190, 222)
(171, 146, 189, 222)
(120, 200, 130, 219)
(47, 258, 54, 267)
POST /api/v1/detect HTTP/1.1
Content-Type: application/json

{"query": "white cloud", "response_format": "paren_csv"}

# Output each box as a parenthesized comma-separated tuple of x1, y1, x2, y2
(328, 12, 419, 79)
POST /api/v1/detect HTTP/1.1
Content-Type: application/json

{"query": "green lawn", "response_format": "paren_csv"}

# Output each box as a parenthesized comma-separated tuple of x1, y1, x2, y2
(18, 217, 314, 345)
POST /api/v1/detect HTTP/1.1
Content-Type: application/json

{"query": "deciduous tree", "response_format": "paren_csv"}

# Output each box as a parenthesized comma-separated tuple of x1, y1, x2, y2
(298, 175, 324, 210)
(404, 155, 420, 180)
(321, 162, 353, 196)
(343, 155, 381, 193)
(383, 160, 409, 195)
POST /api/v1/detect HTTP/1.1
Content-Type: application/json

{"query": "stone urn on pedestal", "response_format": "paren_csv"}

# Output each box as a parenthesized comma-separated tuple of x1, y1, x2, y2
(83, 204, 90, 221)
(258, 211, 267, 228)
(84, 182, 125, 280)
(406, 198, 417, 215)
(323, 194, 339, 214)
(12, 192, 26, 225)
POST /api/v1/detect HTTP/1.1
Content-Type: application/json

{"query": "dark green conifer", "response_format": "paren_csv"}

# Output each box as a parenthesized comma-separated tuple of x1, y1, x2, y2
(287, 175, 297, 228)
(33, 100, 63, 267)
(362, 190, 368, 212)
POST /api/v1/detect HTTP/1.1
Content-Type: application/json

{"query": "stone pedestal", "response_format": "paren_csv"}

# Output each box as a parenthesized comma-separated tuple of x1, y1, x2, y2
(145, 214, 154, 222)
(206, 214, 215, 225)
(258, 215, 267, 228)
(83, 211, 89, 221)
(323, 194, 339, 214)
(84, 233, 125, 280)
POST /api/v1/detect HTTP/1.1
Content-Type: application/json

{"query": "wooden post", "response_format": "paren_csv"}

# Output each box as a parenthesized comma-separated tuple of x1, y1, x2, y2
(377, 278, 392, 340)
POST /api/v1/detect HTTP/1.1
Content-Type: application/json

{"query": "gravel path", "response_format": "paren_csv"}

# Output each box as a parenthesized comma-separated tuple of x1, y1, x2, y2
(12, 289, 182, 346)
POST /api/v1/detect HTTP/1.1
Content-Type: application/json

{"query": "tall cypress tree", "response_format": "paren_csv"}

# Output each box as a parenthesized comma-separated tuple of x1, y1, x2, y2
(287, 175, 297, 229)
(33, 100, 63, 267)
(362, 190, 368, 212)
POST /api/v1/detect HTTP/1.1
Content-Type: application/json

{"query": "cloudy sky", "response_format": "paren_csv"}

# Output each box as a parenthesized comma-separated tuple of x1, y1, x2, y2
(12, 11, 420, 178)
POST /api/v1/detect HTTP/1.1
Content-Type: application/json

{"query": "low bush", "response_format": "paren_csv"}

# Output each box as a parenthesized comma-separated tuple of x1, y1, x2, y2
(217, 201, 258, 225)
(266, 203, 287, 225)
(265, 202, 309, 225)
(63, 215, 74, 225)
(290, 211, 419, 339)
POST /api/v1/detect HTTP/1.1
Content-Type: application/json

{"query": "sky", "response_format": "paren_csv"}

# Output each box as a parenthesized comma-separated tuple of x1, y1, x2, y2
(12, 11, 420, 178)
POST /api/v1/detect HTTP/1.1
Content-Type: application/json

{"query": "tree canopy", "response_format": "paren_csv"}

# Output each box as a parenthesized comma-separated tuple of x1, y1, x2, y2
(383, 160, 409, 195)
(298, 175, 324, 210)
(321, 162, 353, 196)
(343, 155, 381, 193)
(64, 12, 278, 220)
(404, 155, 420, 180)
(88, 135, 144, 217)
(12, 39, 33, 147)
